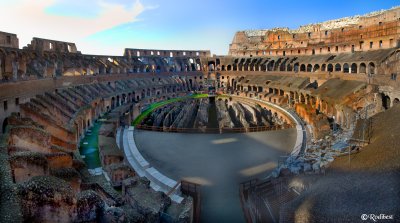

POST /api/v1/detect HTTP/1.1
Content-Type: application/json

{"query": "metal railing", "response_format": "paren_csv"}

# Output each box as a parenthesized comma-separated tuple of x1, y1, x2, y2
(135, 124, 294, 134)
(181, 180, 201, 223)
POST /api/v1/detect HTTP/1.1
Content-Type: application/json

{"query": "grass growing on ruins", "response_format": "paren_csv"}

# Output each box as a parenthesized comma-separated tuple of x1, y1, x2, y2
(132, 93, 209, 126)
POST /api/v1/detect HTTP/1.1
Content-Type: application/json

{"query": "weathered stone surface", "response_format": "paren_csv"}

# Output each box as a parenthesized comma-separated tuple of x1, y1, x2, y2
(18, 176, 77, 223)
(103, 206, 126, 223)
(194, 98, 209, 130)
(216, 99, 234, 128)
(123, 177, 171, 223)
(76, 190, 105, 222)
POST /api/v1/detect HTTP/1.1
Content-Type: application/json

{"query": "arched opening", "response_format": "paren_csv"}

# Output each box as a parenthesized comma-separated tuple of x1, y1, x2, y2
(116, 95, 120, 106)
(2, 118, 8, 133)
(321, 64, 326, 72)
(0, 50, 6, 78)
(327, 64, 333, 72)
(189, 79, 193, 89)
(381, 94, 391, 110)
(208, 62, 215, 71)
(394, 98, 400, 105)
(111, 97, 115, 109)
(335, 63, 341, 72)
(227, 65, 232, 71)
(351, 63, 357, 73)
(280, 62, 286, 71)
(313, 64, 320, 72)
(216, 59, 221, 69)
(294, 63, 299, 72)
(359, 63, 366, 74)
(343, 63, 349, 73)
(300, 64, 306, 72)
(231, 79, 236, 90)
(306, 64, 312, 72)
(141, 90, 145, 99)
(267, 60, 274, 71)
(287, 64, 293, 72)
(368, 62, 375, 75)
(300, 94, 306, 103)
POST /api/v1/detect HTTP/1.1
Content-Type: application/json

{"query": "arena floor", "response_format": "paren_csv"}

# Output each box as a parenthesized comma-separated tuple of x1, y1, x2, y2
(134, 129, 297, 223)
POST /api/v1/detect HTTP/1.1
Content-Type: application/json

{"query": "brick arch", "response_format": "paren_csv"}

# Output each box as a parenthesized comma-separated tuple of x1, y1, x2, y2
(300, 64, 306, 72)
(351, 63, 357, 73)
(334, 63, 341, 72)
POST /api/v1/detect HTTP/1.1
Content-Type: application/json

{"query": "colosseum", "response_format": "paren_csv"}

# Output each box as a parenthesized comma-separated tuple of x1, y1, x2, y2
(0, 4, 399, 223)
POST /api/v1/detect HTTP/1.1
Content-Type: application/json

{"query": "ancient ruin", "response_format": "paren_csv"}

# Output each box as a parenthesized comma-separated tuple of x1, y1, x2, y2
(0, 5, 399, 223)
(139, 97, 288, 133)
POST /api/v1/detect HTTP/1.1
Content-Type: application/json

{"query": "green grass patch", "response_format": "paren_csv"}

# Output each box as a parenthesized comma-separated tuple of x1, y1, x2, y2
(132, 93, 209, 126)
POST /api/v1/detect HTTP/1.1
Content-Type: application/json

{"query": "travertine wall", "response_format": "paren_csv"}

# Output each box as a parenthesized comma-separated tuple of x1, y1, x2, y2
(229, 7, 400, 56)
(0, 31, 19, 48)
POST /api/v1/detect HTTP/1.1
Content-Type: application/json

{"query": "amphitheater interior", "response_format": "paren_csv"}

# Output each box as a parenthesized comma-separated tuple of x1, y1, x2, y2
(0, 6, 399, 223)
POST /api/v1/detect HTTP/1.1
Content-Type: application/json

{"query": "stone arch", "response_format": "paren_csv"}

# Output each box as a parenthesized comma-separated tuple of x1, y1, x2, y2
(141, 89, 145, 98)
(368, 62, 376, 75)
(294, 63, 299, 72)
(313, 64, 320, 72)
(300, 64, 306, 72)
(208, 61, 215, 71)
(394, 98, 400, 105)
(111, 97, 116, 109)
(2, 117, 8, 133)
(280, 62, 286, 71)
(227, 65, 232, 71)
(300, 93, 306, 103)
(343, 63, 349, 73)
(327, 64, 333, 72)
(321, 64, 326, 72)
(231, 78, 237, 90)
(359, 63, 366, 74)
(306, 64, 312, 72)
(351, 63, 357, 73)
(5, 51, 18, 80)
(335, 63, 341, 72)
(189, 79, 193, 89)
(0, 49, 6, 78)
(116, 95, 121, 106)
(381, 93, 391, 110)
(287, 64, 293, 72)
(267, 60, 274, 71)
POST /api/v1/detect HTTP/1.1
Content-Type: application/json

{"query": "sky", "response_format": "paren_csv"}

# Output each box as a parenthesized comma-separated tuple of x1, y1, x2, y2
(0, 0, 398, 56)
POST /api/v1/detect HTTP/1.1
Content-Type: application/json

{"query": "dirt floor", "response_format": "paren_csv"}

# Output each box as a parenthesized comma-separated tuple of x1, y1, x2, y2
(134, 129, 297, 223)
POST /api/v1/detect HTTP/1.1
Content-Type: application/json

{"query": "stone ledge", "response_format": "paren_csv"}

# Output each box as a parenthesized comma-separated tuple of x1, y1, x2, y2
(119, 126, 184, 203)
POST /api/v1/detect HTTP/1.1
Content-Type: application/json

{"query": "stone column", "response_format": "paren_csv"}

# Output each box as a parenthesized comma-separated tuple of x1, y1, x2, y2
(0, 59, 3, 79)
(12, 61, 19, 80)
(43, 62, 48, 78)
(53, 63, 57, 77)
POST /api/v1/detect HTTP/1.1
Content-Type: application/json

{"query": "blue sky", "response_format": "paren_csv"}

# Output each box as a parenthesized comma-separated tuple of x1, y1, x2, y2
(0, 0, 398, 55)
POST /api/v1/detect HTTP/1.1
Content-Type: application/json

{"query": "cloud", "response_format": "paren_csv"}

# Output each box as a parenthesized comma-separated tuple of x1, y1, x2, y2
(0, 0, 148, 55)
